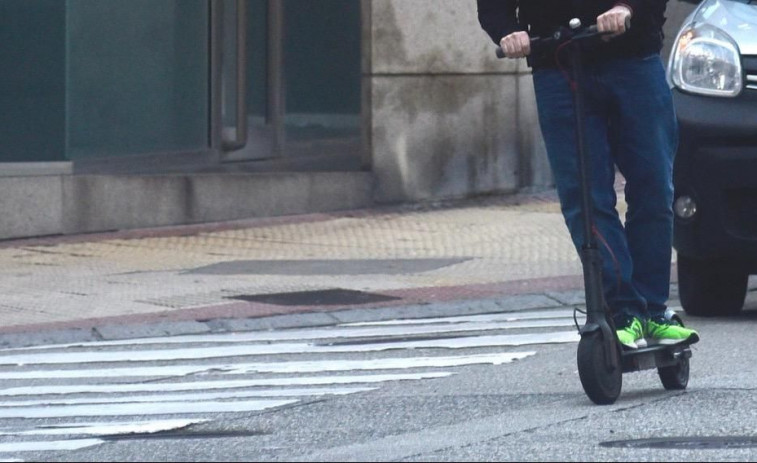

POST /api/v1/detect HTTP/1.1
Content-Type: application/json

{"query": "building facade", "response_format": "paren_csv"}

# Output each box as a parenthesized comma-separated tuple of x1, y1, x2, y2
(0, 0, 693, 240)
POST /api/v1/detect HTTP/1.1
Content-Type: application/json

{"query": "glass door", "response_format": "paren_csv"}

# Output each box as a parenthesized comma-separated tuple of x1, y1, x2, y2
(216, 0, 277, 161)
(281, 0, 362, 160)
(214, 0, 362, 166)
(67, 0, 210, 160)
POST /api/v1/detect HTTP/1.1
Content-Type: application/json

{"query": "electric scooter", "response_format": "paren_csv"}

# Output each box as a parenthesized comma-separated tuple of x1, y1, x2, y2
(496, 19, 695, 405)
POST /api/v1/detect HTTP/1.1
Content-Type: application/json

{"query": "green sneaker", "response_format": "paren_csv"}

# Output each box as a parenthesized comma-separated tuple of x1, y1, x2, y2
(616, 317, 645, 349)
(646, 317, 700, 346)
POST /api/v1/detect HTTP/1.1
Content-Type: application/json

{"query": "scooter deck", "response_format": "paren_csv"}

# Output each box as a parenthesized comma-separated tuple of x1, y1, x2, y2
(620, 340, 694, 373)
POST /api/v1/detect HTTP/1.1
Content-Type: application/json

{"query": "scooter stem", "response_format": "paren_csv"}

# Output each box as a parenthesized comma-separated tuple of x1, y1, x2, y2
(568, 41, 617, 367)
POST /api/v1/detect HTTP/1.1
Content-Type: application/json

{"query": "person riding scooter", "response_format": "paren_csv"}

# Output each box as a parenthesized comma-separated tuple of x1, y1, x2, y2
(476, 0, 699, 349)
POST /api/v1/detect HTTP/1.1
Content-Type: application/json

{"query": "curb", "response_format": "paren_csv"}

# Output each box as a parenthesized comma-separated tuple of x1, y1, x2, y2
(0, 280, 588, 350)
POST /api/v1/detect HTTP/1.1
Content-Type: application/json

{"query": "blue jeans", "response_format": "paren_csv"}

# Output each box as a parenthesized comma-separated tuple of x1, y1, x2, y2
(532, 54, 678, 326)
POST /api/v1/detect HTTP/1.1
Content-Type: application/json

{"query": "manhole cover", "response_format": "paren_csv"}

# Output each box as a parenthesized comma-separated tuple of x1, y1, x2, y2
(601, 436, 757, 450)
(230, 289, 401, 306)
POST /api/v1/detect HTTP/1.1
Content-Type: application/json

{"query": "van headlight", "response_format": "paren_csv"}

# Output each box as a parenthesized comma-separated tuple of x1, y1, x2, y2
(668, 24, 743, 97)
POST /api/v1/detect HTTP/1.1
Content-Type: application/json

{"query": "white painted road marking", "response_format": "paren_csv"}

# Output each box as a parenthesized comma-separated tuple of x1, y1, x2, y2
(0, 419, 208, 437)
(0, 314, 578, 352)
(0, 440, 102, 453)
(0, 388, 376, 409)
(0, 331, 578, 366)
(0, 372, 454, 397)
(0, 399, 298, 419)
(0, 352, 534, 380)
(0, 307, 580, 460)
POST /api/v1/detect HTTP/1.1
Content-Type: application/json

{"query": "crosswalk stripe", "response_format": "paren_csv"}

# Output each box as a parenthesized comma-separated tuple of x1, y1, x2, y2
(342, 309, 578, 326)
(0, 439, 102, 453)
(0, 399, 298, 419)
(0, 317, 577, 352)
(0, 387, 376, 408)
(0, 331, 579, 366)
(0, 352, 534, 380)
(0, 419, 208, 437)
(0, 372, 453, 397)
(0, 306, 582, 459)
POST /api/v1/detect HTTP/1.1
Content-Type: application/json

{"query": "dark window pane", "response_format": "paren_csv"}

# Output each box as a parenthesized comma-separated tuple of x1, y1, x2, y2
(66, 0, 210, 159)
(0, 0, 66, 162)
(282, 0, 361, 154)
(247, 0, 269, 123)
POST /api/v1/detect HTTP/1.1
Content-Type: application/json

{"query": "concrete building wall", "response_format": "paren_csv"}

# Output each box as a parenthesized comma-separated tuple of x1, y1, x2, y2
(367, 0, 698, 204)
(0, 1, 698, 241)
(0, 172, 374, 240)
(368, 0, 545, 203)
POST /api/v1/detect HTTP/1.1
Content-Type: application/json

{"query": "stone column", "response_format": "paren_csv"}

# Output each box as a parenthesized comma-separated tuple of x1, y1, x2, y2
(367, 0, 548, 203)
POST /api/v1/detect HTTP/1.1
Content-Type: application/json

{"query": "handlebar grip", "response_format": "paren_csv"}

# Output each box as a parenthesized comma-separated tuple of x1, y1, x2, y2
(585, 16, 631, 34)
(496, 36, 538, 60)
(494, 18, 629, 59)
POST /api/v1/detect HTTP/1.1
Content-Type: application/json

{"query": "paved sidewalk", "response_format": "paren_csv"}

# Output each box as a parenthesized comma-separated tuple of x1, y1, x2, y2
(0, 183, 716, 348)
(0, 189, 577, 328)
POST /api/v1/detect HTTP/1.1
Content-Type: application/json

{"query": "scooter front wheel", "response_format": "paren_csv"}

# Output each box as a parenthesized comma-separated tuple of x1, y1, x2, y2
(577, 332, 622, 405)
(658, 311, 691, 390)
(658, 356, 689, 390)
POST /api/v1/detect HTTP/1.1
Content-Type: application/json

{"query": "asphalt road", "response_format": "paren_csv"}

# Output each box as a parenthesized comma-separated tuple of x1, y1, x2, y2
(1, 289, 756, 462)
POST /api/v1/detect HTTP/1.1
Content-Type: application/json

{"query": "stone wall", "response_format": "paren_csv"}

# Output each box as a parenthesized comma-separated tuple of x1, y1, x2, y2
(367, 0, 698, 204)
(368, 0, 539, 203)
(0, 172, 374, 240)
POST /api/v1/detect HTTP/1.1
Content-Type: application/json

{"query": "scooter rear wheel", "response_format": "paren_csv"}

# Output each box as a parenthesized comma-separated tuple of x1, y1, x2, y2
(658, 312, 691, 390)
(658, 356, 689, 390)
(577, 332, 622, 405)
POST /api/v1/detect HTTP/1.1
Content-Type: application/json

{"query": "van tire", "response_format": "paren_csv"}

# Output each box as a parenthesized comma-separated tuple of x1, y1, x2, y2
(677, 255, 748, 317)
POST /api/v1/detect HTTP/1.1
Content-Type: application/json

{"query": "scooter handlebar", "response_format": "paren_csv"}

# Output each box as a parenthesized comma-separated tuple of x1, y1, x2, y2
(495, 19, 629, 60)
(495, 26, 598, 59)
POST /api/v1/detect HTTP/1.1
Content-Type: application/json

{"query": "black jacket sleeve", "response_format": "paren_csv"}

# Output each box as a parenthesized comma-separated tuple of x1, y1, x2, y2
(476, 0, 522, 45)
(615, 0, 668, 18)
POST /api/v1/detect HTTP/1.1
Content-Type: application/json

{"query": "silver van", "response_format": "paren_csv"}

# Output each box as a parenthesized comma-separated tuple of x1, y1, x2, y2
(666, 0, 757, 316)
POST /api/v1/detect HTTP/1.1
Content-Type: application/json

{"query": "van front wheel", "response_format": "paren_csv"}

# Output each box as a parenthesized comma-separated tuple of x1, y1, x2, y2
(677, 255, 748, 317)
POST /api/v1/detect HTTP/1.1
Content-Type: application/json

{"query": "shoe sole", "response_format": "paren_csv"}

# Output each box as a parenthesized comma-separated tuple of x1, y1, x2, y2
(646, 333, 700, 346)
(618, 336, 646, 350)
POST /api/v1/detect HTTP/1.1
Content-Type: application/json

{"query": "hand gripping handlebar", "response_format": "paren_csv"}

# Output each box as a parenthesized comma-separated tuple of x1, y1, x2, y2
(495, 17, 630, 60)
